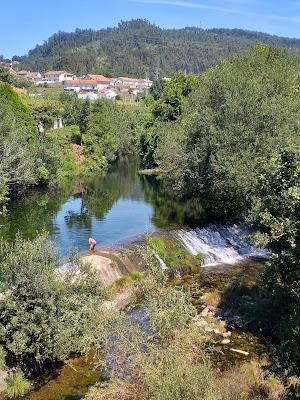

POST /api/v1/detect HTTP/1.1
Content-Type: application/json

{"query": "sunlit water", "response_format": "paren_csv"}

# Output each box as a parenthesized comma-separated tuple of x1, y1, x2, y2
(0, 161, 206, 257)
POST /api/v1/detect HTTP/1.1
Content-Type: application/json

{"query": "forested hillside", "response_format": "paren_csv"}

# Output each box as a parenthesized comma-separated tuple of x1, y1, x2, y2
(16, 19, 300, 77)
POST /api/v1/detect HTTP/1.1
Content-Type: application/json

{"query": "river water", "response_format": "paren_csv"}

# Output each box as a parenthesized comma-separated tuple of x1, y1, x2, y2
(0, 160, 206, 257)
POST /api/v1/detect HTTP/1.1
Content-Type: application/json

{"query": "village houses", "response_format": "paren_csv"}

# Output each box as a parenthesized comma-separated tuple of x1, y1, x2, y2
(44, 70, 74, 83)
(1, 60, 153, 100)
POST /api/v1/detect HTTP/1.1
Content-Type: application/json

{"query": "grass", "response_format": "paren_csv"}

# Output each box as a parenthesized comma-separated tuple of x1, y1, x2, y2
(28, 86, 64, 99)
(201, 290, 222, 308)
(5, 369, 31, 399)
(130, 271, 143, 281)
(147, 234, 204, 274)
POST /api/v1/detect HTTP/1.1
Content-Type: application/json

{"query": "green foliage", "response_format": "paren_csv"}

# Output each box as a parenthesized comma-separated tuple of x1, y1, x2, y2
(250, 151, 300, 374)
(49, 125, 81, 145)
(0, 83, 61, 206)
(0, 346, 7, 370)
(153, 72, 198, 122)
(0, 112, 36, 199)
(156, 46, 300, 216)
(0, 64, 30, 89)
(0, 235, 105, 371)
(149, 78, 166, 100)
(27, 95, 62, 130)
(5, 369, 31, 399)
(140, 73, 197, 168)
(17, 20, 300, 77)
(0, 82, 36, 135)
(130, 271, 143, 281)
(83, 100, 143, 168)
(147, 235, 203, 273)
(36, 165, 50, 184)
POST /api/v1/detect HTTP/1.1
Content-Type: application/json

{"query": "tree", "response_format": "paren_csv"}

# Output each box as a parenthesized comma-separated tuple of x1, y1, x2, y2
(156, 46, 300, 216)
(140, 73, 197, 168)
(0, 236, 105, 372)
(16, 20, 300, 78)
(153, 72, 198, 122)
(250, 151, 300, 374)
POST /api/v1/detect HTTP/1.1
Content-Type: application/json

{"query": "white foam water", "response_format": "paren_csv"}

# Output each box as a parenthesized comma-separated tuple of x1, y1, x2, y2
(154, 252, 168, 270)
(177, 222, 271, 267)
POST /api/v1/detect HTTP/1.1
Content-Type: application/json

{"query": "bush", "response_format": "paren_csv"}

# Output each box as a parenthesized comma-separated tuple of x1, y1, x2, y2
(5, 369, 31, 399)
(0, 235, 105, 371)
(130, 271, 143, 281)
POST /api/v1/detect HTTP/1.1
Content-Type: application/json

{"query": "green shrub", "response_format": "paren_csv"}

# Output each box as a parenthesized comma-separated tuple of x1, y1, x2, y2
(5, 369, 31, 399)
(130, 271, 143, 281)
(0, 346, 7, 370)
(36, 165, 50, 184)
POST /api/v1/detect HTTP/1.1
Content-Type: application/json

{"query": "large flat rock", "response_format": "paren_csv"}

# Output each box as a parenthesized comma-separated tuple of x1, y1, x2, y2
(81, 255, 123, 286)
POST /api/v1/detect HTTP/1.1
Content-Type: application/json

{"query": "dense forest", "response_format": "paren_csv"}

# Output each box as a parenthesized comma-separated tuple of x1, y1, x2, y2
(16, 19, 300, 77)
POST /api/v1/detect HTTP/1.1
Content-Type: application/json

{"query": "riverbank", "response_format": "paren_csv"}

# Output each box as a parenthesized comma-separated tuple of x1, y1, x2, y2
(21, 224, 273, 400)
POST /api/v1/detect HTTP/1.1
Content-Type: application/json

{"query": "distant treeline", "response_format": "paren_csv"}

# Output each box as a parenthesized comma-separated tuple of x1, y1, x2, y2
(15, 19, 300, 77)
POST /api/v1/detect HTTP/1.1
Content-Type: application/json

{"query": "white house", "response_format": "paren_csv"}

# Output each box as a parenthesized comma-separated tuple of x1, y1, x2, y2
(114, 77, 140, 89)
(113, 77, 153, 93)
(99, 88, 118, 100)
(44, 70, 74, 83)
(64, 79, 98, 92)
(78, 92, 99, 100)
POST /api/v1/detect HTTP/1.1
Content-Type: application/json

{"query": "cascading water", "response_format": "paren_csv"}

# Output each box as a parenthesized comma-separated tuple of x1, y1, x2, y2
(177, 222, 271, 267)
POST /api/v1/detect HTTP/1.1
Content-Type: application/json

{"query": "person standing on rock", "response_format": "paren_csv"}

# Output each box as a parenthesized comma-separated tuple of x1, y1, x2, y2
(88, 238, 97, 254)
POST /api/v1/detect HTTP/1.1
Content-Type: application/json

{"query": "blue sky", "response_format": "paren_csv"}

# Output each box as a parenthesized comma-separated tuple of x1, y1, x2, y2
(2, 0, 300, 58)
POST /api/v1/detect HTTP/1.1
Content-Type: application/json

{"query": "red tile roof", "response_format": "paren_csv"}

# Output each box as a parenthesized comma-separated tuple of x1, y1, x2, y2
(88, 74, 110, 82)
(65, 79, 97, 85)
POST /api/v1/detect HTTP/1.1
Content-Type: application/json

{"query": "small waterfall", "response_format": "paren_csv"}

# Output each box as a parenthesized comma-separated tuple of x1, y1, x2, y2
(154, 252, 168, 270)
(178, 222, 271, 267)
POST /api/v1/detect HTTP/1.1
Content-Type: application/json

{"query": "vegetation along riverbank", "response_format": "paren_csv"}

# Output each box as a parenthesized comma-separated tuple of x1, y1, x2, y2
(0, 34, 299, 399)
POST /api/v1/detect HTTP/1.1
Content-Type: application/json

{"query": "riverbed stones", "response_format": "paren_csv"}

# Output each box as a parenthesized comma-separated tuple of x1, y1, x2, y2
(222, 331, 232, 338)
(230, 348, 249, 356)
(221, 339, 231, 345)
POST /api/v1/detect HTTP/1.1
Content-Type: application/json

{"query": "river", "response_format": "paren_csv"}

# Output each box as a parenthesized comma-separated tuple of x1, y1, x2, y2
(0, 160, 206, 256)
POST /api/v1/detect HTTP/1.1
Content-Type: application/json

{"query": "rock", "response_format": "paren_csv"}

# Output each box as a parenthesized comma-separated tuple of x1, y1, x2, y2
(195, 320, 208, 328)
(221, 339, 231, 344)
(204, 326, 214, 333)
(200, 307, 210, 317)
(219, 321, 227, 329)
(230, 348, 249, 356)
(232, 316, 243, 327)
(222, 331, 232, 338)
(213, 329, 222, 336)
(221, 309, 231, 317)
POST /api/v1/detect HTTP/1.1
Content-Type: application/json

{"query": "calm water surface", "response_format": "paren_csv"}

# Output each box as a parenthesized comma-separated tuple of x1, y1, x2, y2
(0, 161, 206, 257)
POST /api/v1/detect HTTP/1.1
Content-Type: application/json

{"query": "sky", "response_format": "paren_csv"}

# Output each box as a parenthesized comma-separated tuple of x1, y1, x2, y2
(2, 0, 300, 59)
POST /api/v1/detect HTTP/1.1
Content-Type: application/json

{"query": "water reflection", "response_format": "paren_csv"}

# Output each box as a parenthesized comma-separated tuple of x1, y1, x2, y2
(0, 161, 206, 256)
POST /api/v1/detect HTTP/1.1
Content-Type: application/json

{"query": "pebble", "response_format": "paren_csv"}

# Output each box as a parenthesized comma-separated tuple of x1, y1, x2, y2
(221, 339, 231, 344)
(222, 331, 232, 338)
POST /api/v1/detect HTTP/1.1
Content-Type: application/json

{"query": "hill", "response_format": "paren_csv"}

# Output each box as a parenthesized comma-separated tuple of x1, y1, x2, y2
(15, 19, 300, 78)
